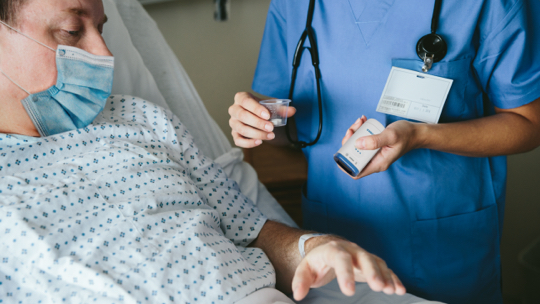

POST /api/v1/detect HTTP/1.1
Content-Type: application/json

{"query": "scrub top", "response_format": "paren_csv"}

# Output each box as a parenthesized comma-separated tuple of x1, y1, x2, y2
(252, 1, 540, 304)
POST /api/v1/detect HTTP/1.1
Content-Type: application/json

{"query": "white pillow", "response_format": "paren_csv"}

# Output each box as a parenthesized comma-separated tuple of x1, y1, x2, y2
(102, 0, 170, 111)
(100, 0, 297, 227)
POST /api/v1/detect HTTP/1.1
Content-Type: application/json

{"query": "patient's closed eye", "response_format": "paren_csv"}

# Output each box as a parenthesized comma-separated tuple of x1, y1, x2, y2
(56, 29, 83, 45)
(65, 30, 81, 37)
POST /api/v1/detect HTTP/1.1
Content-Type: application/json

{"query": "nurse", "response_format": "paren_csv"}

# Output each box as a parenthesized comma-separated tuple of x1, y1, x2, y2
(228, 1, 540, 303)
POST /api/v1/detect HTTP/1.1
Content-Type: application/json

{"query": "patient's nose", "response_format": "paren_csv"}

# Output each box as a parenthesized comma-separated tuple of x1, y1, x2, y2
(85, 32, 113, 57)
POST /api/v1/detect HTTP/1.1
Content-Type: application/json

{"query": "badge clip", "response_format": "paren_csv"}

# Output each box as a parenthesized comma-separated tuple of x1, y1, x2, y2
(422, 54, 434, 72)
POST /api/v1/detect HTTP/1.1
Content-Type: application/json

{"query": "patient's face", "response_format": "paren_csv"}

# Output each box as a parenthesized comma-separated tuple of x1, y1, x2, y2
(0, 0, 111, 95)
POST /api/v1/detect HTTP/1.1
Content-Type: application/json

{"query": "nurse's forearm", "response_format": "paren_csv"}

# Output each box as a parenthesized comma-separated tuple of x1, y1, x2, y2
(416, 97, 540, 157)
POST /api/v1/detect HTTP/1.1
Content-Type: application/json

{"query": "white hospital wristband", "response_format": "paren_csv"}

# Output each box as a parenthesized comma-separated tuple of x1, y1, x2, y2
(298, 233, 326, 258)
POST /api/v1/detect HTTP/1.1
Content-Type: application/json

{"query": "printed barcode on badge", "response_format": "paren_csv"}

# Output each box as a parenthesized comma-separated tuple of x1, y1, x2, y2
(381, 99, 406, 108)
(376, 67, 454, 123)
(376, 96, 410, 116)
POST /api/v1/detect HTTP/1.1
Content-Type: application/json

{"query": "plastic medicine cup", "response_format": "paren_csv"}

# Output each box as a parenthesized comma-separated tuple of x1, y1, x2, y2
(259, 99, 291, 127)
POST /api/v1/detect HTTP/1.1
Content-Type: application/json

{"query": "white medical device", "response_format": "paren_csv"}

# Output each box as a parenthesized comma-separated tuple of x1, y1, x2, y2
(334, 119, 386, 177)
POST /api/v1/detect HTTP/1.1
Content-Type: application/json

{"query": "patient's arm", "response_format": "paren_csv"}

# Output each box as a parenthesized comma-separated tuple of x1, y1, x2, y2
(249, 220, 406, 300)
(162, 105, 403, 299)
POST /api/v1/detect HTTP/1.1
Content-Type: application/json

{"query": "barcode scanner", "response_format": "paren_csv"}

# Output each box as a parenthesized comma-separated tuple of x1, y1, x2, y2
(334, 119, 386, 177)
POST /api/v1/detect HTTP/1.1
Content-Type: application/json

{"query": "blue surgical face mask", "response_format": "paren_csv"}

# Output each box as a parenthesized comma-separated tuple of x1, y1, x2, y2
(0, 20, 114, 137)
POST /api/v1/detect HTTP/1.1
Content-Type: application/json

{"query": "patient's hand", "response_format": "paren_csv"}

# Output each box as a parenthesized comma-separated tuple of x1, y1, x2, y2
(292, 239, 406, 301)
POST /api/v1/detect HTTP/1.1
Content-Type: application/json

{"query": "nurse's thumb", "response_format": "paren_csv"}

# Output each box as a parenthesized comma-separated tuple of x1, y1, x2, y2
(355, 135, 383, 150)
(287, 106, 297, 118)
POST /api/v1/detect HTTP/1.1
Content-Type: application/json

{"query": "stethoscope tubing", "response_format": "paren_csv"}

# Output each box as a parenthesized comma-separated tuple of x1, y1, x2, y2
(286, 0, 446, 148)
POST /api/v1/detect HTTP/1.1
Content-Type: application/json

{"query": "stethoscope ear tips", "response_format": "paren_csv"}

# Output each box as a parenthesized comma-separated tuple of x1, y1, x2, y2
(416, 33, 448, 72)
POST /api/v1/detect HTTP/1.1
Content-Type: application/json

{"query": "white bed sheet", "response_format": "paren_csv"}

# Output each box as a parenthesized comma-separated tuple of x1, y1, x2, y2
(102, 0, 296, 227)
(234, 281, 445, 304)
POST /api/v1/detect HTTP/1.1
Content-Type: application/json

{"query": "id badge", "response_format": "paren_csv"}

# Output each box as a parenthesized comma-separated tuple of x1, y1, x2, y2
(376, 67, 453, 124)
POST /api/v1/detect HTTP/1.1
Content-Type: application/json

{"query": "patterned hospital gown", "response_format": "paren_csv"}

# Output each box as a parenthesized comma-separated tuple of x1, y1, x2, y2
(0, 96, 276, 304)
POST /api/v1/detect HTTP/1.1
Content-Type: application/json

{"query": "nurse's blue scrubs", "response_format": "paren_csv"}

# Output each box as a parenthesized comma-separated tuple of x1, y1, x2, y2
(252, 1, 540, 303)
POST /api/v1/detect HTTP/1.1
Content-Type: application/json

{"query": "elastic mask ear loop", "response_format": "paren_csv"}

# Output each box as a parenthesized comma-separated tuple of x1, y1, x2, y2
(0, 20, 55, 52)
(0, 20, 56, 95)
(0, 64, 31, 95)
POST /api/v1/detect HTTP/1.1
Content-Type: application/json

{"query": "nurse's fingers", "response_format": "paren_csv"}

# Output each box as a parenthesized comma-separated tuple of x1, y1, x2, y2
(229, 104, 275, 133)
(277, 105, 297, 118)
(287, 106, 297, 118)
(355, 132, 391, 151)
(230, 119, 275, 142)
(229, 105, 273, 137)
(233, 92, 270, 120)
(355, 137, 407, 179)
(344, 156, 389, 180)
(342, 116, 367, 145)
(231, 130, 263, 148)
(358, 120, 419, 152)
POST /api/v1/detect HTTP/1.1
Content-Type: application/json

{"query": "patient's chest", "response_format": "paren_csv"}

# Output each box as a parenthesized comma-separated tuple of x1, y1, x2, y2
(1, 111, 213, 218)
(0, 96, 275, 303)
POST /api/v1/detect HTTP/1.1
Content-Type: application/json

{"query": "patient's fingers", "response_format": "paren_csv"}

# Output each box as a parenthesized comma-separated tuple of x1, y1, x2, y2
(350, 245, 407, 296)
(356, 250, 385, 292)
(390, 270, 406, 295)
(295, 239, 406, 300)
(376, 257, 396, 295)
(292, 260, 315, 301)
(330, 247, 356, 296)
(354, 248, 406, 296)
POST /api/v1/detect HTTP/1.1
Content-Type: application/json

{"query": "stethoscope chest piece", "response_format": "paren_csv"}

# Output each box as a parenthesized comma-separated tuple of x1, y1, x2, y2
(417, 33, 447, 72)
(286, 0, 448, 147)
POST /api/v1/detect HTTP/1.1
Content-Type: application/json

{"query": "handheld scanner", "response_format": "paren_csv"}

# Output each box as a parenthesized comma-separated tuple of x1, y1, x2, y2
(334, 119, 385, 177)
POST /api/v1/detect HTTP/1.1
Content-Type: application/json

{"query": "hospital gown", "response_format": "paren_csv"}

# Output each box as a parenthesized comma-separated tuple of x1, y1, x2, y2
(0, 96, 275, 303)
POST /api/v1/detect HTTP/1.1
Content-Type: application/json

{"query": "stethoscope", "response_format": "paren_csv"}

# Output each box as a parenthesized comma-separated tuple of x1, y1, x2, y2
(286, 0, 447, 148)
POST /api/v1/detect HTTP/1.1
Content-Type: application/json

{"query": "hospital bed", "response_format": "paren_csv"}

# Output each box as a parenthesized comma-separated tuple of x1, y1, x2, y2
(100, 1, 438, 303)
(102, 0, 297, 229)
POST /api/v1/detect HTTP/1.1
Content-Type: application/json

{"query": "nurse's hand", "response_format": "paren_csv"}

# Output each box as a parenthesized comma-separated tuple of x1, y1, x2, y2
(229, 92, 297, 148)
(292, 239, 406, 301)
(341, 118, 420, 179)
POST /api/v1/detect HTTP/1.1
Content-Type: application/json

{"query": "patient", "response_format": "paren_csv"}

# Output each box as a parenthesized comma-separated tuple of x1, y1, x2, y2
(0, 1, 434, 303)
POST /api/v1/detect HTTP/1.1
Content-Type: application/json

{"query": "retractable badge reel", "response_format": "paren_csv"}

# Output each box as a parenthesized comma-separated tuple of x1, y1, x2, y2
(416, 0, 447, 72)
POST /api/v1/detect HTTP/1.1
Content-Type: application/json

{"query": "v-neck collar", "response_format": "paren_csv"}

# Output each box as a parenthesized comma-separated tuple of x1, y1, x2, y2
(348, 0, 396, 46)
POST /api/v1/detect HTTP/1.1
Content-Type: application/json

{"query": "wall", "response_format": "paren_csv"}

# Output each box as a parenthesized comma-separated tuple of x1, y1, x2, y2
(144, 0, 270, 144)
(503, 153, 540, 301)
(143, 0, 540, 301)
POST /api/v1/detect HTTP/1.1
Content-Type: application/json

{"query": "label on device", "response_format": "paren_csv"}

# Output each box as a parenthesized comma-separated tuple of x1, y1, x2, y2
(376, 67, 454, 124)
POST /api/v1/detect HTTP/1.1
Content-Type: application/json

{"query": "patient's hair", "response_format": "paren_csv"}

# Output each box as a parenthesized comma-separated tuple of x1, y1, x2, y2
(0, 0, 27, 26)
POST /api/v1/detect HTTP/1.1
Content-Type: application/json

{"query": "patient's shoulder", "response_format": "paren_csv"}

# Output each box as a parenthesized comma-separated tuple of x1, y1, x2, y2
(103, 94, 168, 113)
(93, 94, 188, 143)
(97, 95, 177, 125)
